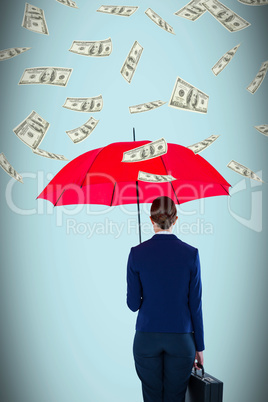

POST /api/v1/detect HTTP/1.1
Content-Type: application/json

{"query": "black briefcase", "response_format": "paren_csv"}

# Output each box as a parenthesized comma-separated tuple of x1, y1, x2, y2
(185, 364, 223, 402)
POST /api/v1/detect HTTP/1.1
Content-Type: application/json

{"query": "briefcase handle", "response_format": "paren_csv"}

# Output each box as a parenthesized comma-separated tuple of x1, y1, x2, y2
(194, 362, 205, 378)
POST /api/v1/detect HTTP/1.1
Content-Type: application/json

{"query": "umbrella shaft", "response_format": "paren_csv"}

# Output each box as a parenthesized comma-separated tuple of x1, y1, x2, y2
(133, 127, 141, 244)
(136, 181, 141, 244)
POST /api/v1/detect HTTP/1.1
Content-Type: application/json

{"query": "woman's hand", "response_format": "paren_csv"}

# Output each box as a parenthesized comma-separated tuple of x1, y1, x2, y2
(193, 351, 203, 369)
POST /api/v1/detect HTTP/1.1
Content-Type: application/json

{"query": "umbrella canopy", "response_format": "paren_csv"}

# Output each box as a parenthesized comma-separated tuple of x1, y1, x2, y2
(37, 140, 231, 207)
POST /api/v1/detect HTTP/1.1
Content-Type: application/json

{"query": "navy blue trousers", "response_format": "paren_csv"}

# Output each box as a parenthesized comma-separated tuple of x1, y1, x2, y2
(133, 331, 196, 402)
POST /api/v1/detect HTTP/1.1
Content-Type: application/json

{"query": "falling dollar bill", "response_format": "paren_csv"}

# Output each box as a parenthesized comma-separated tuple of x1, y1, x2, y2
(66, 117, 99, 143)
(56, 0, 78, 8)
(122, 138, 167, 162)
(168, 77, 209, 114)
(129, 100, 166, 114)
(0, 153, 23, 183)
(97, 5, 139, 16)
(69, 38, 112, 57)
(0, 47, 31, 61)
(227, 160, 264, 183)
(174, 0, 207, 21)
(33, 148, 68, 160)
(18, 67, 73, 87)
(120, 41, 143, 83)
(22, 3, 49, 35)
(187, 135, 220, 154)
(13, 111, 49, 149)
(212, 44, 240, 76)
(63, 96, 103, 112)
(203, 0, 250, 32)
(138, 171, 177, 183)
(254, 125, 268, 136)
(246, 61, 268, 94)
(238, 0, 268, 5)
(145, 8, 175, 34)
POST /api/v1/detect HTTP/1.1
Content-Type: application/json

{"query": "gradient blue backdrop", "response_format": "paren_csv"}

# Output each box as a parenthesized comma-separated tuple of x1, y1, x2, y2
(0, 1, 267, 401)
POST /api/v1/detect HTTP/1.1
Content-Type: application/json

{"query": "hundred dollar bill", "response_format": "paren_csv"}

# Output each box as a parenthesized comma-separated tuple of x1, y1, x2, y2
(138, 171, 177, 183)
(168, 77, 209, 114)
(120, 41, 143, 83)
(246, 61, 268, 94)
(227, 160, 264, 183)
(122, 138, 167, 162)
(56, 0, 78, 8)
(187, 135, 220, 154)
(13, 111, 49, 149)
(22, 3, 49, 35)
(238, 0, 268, 5)
(66, 117, 99, 143)
(203, 0, 250, 32)
(18, 67, 73, 87)
(33, 148, 68, 160)
(212, 44, 240, 76)
(129, 100, 166, 114)
(174, 0, 207, 21)
(97, 5, 139, 16)
(145, 8, 175, 34)
(0, 153, 23, 183)
(69, 38, 112, 57)
(0, 47, 31, 61)
(63, 96, 103, 112)
(254, 124, 268, 136)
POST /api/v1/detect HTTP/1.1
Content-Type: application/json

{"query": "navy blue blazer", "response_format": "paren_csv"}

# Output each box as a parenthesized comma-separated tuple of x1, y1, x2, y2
(126, 233, 205, 352)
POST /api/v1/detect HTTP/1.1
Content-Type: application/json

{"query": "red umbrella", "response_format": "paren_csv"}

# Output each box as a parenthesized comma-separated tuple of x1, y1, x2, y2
(37, 137, 231, 242)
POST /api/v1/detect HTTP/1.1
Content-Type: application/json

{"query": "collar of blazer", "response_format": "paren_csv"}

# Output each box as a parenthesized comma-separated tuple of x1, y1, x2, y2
(151, 233, 178, 240)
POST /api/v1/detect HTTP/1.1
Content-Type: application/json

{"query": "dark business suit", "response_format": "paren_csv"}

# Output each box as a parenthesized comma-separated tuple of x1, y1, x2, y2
(126, 232, 204, 402)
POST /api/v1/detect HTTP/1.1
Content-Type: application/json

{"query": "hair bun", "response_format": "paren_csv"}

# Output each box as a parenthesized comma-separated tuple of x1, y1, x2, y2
(158, 213, 168, 222)
(150, 196, 177, 230)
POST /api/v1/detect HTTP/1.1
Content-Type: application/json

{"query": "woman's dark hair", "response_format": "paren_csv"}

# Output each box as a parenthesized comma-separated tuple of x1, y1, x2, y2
(150, 196, 177, 230)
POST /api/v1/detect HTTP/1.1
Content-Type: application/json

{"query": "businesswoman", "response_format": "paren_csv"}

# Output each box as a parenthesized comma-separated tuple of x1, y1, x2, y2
(126, 196, 205, 402)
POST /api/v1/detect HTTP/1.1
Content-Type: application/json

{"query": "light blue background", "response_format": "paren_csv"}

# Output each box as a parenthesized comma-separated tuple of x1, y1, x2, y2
(0, 1, 267, 401)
